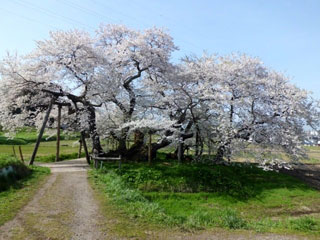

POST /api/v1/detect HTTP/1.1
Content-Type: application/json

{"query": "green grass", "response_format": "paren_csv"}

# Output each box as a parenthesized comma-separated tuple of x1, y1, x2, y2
(92, 160, 320, 235)
(0, 154, 22, 169)
(0, 128, 83, 163)
(0, 140, 84, 163)
(35, 152, 86, 163)
(0, 165, 50, 225)
(0, 128, 79, 145)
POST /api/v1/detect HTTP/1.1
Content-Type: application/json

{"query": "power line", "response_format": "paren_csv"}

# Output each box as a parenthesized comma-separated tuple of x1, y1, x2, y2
(4, 0, 204, 57)
(54, 0, 201, 55)
(128, 0, 209, 53)
(56, 0, 119, 24)
(91, 0, 151, 28)
(0, 6, 58, 31)
(90, 0, 205, 54)
(11, 0, 96, 31)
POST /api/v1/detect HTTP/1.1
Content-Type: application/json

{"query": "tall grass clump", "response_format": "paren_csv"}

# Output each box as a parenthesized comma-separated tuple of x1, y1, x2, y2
(91, 170, 173, 224)
(289, 217, 319, 232)
(91, 167, 250, 230)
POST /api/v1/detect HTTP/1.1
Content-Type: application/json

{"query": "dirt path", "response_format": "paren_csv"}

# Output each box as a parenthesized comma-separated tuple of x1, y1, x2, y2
(0, 159, 108, 240)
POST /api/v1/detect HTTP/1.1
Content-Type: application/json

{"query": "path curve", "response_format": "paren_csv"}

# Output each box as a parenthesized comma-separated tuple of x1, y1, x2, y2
(0, 158, 108, 240)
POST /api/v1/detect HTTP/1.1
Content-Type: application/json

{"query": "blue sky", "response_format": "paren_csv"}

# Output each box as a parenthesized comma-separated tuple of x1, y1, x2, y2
(1, 0, 319, 98)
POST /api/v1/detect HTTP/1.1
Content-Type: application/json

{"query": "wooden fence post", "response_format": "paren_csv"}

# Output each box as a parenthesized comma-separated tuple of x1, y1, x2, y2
(18, 146, 24, 163)
(81, 132, 90, 165)
(12, 146, 17, 158)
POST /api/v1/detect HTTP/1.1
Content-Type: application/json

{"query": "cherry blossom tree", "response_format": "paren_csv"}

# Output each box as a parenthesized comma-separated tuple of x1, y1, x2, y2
(0, 24, 319, 165)
(0, 29, 105, 162)
(189, 54, 320, 162)
(136, 53, 319, 163)
(0, 24, 178, 161)
(90, 24, 178, 158)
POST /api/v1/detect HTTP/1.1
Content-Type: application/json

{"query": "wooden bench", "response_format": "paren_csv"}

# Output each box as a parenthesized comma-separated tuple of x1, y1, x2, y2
(91, 155, 122, 169)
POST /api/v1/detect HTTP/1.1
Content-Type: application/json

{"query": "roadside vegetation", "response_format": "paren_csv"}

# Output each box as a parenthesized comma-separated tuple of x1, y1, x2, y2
(0, 154, 50, 225)
(90, 154, 320, 236)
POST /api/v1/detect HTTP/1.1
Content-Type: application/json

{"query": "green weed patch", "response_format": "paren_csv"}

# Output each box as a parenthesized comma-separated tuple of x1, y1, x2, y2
(92, 161, 320, 234)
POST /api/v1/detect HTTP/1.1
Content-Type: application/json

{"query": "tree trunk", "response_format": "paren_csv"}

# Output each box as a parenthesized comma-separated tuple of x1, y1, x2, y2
(118, 138, 127, 152)
(195, 131, 200, 158)
(215, 145, 225, 162)
(148, 133, 152, 164)
(178, 137, 183, 163)
(122, 131, 145, 161)
(86, 105, 103, 154)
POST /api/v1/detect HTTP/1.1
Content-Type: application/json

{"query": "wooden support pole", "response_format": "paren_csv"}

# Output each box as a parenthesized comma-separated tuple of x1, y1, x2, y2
(29, 99, 54, 165)
(81, 131, 90, 165)
(78, 139, 82, 158)
(56, 105, 62, 162)
(12, 146, 17, 158)
(18, 146, 24, 163)
(148, 133, 152, 165)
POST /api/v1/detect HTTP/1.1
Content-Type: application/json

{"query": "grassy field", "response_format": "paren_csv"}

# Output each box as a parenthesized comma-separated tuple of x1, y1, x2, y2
(0, 128, 80, 145)
(91, 158, 320, 236)
(0, 140, 84, 162)
(0, 128, 84, 162)
(217, 146, 320, 165)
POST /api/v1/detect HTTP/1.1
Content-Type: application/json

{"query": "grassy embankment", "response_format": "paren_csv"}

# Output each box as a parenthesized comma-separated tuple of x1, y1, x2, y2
(90, 153, 320, 237)
(0, 155, 50, 225)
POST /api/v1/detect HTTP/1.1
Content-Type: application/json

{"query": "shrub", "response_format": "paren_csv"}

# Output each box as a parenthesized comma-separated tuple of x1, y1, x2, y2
(93, 170, 172, 224)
